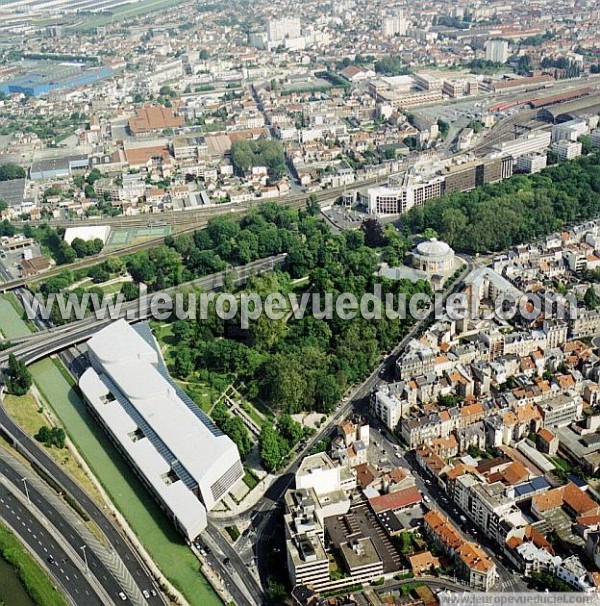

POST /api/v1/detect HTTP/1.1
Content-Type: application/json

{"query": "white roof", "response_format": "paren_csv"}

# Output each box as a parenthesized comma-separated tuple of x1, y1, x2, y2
(414, 238, 452, 258)
(64, 225, 111, 245)
(87, 319, 157, 366)
(79, 366, 207, 539)
(82, 320, 242, 527)
(86, 321, 237, 486)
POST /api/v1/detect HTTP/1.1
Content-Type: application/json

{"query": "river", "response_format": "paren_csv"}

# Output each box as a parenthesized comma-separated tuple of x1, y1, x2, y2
(0, 555, 36, 606)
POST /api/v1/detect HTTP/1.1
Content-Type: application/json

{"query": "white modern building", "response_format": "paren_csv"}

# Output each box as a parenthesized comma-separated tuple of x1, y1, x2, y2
(382, 14, 408, 37)
(492, 131, 551, 158)
(364, 175, 445, 215)
(516, 153, 547, 174)
(553, 139, 583, 161)
(371, 387, 407, 431)
(64, 225, 111, 245)
(79, 320, 244, 540)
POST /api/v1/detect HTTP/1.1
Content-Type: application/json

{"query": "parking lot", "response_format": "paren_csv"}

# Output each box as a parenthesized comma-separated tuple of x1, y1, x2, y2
(0, 242, 44, 280)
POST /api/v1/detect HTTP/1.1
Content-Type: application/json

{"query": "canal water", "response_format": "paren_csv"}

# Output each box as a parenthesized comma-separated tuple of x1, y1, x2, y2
(0, 555, 36, 606)
(0, 296, 222, 606)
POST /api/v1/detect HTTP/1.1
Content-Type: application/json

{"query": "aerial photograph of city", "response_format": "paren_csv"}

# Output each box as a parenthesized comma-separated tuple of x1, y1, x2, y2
(4, 0, 600, 605)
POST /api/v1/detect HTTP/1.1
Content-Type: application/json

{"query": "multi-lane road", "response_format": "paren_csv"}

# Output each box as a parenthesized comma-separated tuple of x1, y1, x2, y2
(0, 447, 140, 605)
(0, 471, 104, 605)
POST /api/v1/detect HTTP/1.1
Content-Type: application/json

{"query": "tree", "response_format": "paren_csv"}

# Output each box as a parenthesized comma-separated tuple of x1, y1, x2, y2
(314, 373, 341, 413)
(35, 426, 66, 448)
(306, 194, 320, 216)
(374, 55, 412, 76)
(517, 54, 533, 75)
(260, 424, 283, 472)
(173, 346, 195, 377)
(71, 237, 89, 258)
(0, 163, 25, 181)
(121, 282, 139, 301)
(584, 286, 600, 310)
(230, 139, 286, 178)
(361, 218, 386, 247)
(5, 353, 32, 396)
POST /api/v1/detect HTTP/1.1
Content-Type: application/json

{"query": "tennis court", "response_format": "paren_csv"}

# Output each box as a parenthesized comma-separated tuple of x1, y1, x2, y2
(106, 226, 171, 248)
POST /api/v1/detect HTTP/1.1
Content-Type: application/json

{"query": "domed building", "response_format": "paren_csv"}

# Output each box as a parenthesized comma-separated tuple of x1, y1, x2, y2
(412, 238, 455, 274)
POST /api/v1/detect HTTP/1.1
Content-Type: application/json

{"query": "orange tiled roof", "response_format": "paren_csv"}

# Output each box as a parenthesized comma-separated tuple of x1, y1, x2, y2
(537, 428, 556, 443)
(128, 106, 183, 134)
(424, 510, 463, 551)
(409, 551, 440, 574)
(457, 542, 495, 574)
(533, 483, 600, 517)
(500, 461, 530, 486)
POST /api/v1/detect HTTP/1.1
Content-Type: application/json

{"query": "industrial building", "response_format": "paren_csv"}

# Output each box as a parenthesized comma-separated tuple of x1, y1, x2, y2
(0, 62, 113, 97)
(79, 320, 244, 541)
(29, 155, 89, 181)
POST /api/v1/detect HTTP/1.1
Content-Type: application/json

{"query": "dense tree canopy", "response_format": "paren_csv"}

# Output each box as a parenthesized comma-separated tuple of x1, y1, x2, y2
(400, 153, 600, 254)
(230, 139, 286, 178)
(0, 163, 25, 181)
(161, 202, 430, 424)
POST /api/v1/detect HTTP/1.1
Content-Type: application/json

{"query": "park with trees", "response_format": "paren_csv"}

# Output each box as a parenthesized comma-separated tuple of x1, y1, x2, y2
(400, 152, 600, 254)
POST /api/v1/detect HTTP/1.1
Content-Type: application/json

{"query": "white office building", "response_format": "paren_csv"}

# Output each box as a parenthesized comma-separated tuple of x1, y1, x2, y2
(492, 131, 551, 159)
(516, 153, 547, 174)
(553, 139, 583, 161)
(382, 14, 408, 37)
(79, 320, 244, 541)
(365, 175, 445, 215)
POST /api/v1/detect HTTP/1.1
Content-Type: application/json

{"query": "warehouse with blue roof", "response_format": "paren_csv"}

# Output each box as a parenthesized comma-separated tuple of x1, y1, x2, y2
(0, 63, 113, 97)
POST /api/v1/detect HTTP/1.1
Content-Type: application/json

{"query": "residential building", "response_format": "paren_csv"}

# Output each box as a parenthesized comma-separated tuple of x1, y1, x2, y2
(485, 40, 509, 63)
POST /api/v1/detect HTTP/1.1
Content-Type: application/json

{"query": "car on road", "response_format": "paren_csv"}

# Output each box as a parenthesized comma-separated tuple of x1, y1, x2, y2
(142, 590, 150, 598)
(47, 555, 55, 565)
(150, 589, 157, 597)
(118, 592, 127, 601)
(223, 557, 231, 566)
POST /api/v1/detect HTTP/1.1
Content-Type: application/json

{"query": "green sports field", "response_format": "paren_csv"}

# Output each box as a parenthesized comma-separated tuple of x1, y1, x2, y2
(106, 225, 172, 249)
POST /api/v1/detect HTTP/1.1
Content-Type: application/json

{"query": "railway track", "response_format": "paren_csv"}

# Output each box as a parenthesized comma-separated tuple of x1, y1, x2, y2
(13, 174, 387, 230)
(0, 184, 361, 291)
(471, 108, 542, 156)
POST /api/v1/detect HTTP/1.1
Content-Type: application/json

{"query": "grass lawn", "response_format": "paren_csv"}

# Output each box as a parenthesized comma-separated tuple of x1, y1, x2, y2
(242, 468, 259, 490)
(2, 293, 37, 334)
(3, 392, 105, 507)
(179, 381, 214, 413)
(224, 526, 240, 542)
(97, 281, 124, 296)
(0, 522, 68, 606)
(549, 455, 572, 473)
